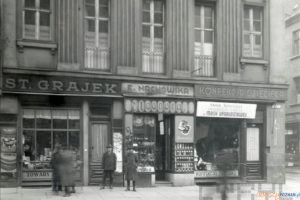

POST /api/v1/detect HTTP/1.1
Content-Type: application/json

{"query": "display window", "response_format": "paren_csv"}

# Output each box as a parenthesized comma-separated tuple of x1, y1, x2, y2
(22, 108, 80, 171)
(194, 118, 240, 177)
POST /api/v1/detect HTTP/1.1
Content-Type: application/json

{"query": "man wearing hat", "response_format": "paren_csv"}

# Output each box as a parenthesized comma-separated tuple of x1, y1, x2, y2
(100, 144, 116, 189)
(124, 146, 138, 191)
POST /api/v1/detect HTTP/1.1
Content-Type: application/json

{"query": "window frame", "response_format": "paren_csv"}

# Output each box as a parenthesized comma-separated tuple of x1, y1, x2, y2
(21, 0, 54, 41)
(242, 5, 264, 58)
(293, 30, 300, 57)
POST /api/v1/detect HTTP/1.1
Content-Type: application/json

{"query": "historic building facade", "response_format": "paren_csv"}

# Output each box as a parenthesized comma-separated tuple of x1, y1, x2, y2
(0, 0, 288, 187)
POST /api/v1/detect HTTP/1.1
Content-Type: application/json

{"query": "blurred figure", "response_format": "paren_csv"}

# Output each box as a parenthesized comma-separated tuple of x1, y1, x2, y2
(100, 144, 116, 189)
(50, 144, 62, 193)
(124, 146, 138, 191)
(59, 147, 75, 197)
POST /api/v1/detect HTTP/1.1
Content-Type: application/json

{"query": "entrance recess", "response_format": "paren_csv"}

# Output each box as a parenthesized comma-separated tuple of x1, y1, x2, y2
(89, 121, 109, 184)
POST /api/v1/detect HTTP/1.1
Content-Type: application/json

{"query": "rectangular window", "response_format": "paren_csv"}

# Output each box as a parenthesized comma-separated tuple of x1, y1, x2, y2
(194, 4, 214, 77)
(84, 0, 110, 70)
(23, 0, 52, 40)
(142, 0, 165, 74)
(293, 30, 300, 56)
(243, 6, 263, 58)
(22, 109, 80, 170)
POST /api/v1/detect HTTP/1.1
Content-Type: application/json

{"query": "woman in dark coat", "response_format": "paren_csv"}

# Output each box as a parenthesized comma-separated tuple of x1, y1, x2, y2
(124, 146, 138, 191)
(59, 147, 74, 197)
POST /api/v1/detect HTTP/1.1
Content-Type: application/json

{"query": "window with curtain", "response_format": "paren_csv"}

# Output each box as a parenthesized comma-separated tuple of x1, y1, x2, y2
(142, 0, 165, 74)
(84, 0, 110, 70)
(22, 109, 80, 170)
(194, 4, 214, 77)
(243, 6, 263, 58)
(23, 0, 52, 40)
(293, 30, 300, 56)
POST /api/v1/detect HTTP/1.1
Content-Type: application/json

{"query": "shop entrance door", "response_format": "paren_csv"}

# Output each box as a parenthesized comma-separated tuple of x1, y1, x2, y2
(89, 121, 109, 184)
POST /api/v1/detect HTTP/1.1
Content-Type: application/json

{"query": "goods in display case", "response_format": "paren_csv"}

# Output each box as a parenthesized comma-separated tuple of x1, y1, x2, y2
(174, 143, 194, 172)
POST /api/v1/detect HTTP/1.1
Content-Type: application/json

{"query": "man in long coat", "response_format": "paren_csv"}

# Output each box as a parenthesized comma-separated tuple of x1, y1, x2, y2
(100, 144, 116, 189)
(50, 144, 62, 192)
(124, 146, 138, 191)
(59, 147, 75, 197)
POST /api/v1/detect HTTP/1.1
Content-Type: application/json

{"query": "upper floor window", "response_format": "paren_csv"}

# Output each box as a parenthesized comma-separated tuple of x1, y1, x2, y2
(194, 4, 214, 77)
(142, 0, 165, 74)
(243, 6, 263, 58)
(23, 0, 52, 40)
(84, 0, 110, 70)
(293, 30, 300, 56)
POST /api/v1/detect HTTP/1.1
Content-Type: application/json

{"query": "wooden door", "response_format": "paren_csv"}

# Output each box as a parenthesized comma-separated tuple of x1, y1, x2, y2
(89, 121, 109, 184)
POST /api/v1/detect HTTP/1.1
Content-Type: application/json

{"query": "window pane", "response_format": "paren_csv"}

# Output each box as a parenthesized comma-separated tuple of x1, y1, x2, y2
(244, 20, 250, 31)
(99, 20, 108, 33)
(195, 30, 201, 42)
(253, 7, 262, 20)
(204, 18, 213, 29)
(25, 10, 36, 25)
(143, 25, 150, 37)
(86, 19, 95, 32)
(244, 7, 250, 19)
(69, 131, 80, 149)
(154, 26, 163, 38)
(204, 31, 213, 43)
(99, 6, 109, 18)
(53, 131, 67, 147)
(244, 34, 250, 44)
(195, 16, 201, 28)
(23, 130, 35, 161)
(36, 131, 51, 159)
(99, 0, 109, 6)
(40, 0, 50, 10)
(195, 6, 201, 16)
(36, 110, 51, 129)
(254, 35, 261, 45)
(143, 11, 150, 23)
(154, 1, 163, 12)
(23, 110, 35, 128)
(25, 0, 35, 8)
(143, 0, 151, 11)
(253, 21, 261, 32)
(53, 110, 67, 129)
(204, 7, 212, 18)
(40, 12, 50, 26)
(68, 110, 80, 129)
(154, 13, 163, 24)
(85, 0, 95, 16)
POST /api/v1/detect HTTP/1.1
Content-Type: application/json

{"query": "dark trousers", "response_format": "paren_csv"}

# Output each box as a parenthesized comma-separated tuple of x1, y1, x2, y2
(102, 170, 114, 186)
(127, 180, 136, 189)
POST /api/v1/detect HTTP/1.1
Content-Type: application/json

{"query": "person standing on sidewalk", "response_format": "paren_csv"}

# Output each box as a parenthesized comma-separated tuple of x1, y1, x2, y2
(50, 144, 62, 193)
(100, 144, 116, 189)
(124, 146, 138, 191)
(59, 147, 75, 197)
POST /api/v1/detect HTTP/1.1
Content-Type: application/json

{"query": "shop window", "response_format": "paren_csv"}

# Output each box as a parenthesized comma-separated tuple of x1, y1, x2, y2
(194, 118, 240, 175)
(293, 30, 300, 57)
(22, 109, 80, 170)
(84, 0, 110, 70)
(193, 3, 214, 77)
(22, 0, 52, 40)
(142, 0, 165, 74)
(243, 6, 263, 58)
(131, 115, 156, 172)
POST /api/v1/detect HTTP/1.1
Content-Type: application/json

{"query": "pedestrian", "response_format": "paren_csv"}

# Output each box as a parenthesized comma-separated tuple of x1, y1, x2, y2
(124, 146, 138, 191)
(59, 147, 75, 197)
(50, 144, 62, 193)
(100, 144, 116, 189)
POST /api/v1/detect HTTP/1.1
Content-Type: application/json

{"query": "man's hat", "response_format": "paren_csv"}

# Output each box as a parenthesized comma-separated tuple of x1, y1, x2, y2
(106, 144, 113, 148)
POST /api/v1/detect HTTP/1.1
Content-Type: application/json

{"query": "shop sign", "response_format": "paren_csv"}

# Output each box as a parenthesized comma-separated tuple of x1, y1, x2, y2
(122, 83, 194, 97)
(197, 101, 257, 119)
(196, 85, 287, 101)
(113, 132, 123, 173)
(137, 166, 155, 173)
(23, 171, 52, 180)
(194, 170, 239, 178)
(175, 116, 194, 143)
(3, 74, 120, 96)
(125, 99, 195, 114)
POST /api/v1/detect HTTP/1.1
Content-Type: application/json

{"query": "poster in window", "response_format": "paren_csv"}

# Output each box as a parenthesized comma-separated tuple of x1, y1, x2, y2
(246, 127, 259, 161)
(0, 126, 17, 173)
(175, 116, 194, 143)
(113, 132, 123, 173)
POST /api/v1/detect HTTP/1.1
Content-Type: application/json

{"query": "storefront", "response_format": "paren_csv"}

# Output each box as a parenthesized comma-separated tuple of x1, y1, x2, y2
(0, 73, 122, 186)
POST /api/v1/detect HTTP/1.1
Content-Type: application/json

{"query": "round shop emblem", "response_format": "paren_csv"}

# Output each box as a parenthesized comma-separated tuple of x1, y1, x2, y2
(178, 120, 191, 135)
(170, 102, 176, 113)
(145, 101, 151, 112)
(125, 100, 132, 112)
(157, 101, 164, 112)
(151, 101, 157, 112)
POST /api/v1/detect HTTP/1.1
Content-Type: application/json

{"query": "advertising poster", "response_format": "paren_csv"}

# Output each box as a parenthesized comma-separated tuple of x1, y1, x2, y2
(175, 116, 194, 143)
(113, 132, 123, 173)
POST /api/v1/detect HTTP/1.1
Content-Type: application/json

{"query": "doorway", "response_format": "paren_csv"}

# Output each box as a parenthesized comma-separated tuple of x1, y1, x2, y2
(89, 121, 109, 184)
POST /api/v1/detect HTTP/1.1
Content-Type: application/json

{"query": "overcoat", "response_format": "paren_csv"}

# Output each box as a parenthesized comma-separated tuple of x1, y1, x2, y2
(102, 152, 117, 171)
(125, 152, 138, 180)
(59, 149, 75, 186)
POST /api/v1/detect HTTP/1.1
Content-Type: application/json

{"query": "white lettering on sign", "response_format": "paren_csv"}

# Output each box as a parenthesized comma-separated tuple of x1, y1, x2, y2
(196, 101, 257, 119)
(23, 171, 52, 179)
(194, 170, 239, 178)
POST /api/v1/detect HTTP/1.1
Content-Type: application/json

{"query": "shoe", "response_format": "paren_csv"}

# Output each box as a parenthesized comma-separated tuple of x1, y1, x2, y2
(125, 188, 130, 191)
(71, 189, 76, 193)
(63, 193, 71, 197)
(133, 188, 136, 192)
(109, 185, 113, 189)
(100, 186, 105, 190)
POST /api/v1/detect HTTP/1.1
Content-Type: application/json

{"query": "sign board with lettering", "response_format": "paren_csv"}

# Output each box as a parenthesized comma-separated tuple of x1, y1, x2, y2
(122, 83, 194, 97)
(196, 84, 287, 101)
(3, 74, 121, 96)
(194, 170, 239, 178)
(23, 170, 52, 180)
(113, 132, 123, 173)
(197, 101, 257, 119)
(175, 116, 194, 143)
(125, 99, 195, 114)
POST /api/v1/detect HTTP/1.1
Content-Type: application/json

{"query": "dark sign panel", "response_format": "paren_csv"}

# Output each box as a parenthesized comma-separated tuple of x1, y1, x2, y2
(3, 74, 121, 96)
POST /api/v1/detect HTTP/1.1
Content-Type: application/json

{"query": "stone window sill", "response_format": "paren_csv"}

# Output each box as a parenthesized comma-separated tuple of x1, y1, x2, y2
(240, 58, 269, 70)
(16, 40, 57, 54)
